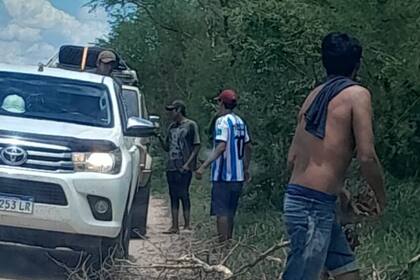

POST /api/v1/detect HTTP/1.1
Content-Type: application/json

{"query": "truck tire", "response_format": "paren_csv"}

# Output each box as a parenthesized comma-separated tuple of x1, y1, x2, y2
(130, 181, 151, 238)
(100, 208, 132, 261)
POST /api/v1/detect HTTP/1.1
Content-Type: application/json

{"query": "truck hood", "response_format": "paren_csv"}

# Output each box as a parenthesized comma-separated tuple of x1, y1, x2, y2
(0, 116, 121, 152)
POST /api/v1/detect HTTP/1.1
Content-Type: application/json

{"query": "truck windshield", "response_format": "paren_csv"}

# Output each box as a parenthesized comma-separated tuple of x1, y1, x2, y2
(0, 71, 112, 127)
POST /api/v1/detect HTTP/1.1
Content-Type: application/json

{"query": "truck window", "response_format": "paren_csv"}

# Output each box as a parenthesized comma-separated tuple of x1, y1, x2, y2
(121, 88, 140, 119)
(0, 71, 112, 127)
(140, 93, 149, 119)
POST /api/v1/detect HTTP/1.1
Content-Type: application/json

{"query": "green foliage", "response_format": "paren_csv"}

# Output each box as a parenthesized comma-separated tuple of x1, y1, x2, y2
(85, 2, 420, 277)
(90, 0, 420, 202)
(184, 177, 420, 279)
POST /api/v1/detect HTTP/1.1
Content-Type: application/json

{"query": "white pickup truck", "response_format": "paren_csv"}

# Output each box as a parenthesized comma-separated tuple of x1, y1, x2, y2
(46, 45, 157, 240)
(0, 63, 156, 259)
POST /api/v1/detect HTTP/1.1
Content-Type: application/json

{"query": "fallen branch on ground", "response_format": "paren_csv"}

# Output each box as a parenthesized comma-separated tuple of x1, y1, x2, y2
(47, 232, 290, 280)
(227, 240, 290, 279)
(119, 254, 233, 278)
(409, 254, 420, 264)
(116, 239, 289, 279)
(179, 255, 234, 277)
(371, 264, 386, 280)
(394, 253, 420, 280)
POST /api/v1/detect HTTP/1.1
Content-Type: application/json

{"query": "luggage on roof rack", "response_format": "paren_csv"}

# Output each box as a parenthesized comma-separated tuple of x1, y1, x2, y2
(58, 45, 126, 71)
(45, 45, 138, 85)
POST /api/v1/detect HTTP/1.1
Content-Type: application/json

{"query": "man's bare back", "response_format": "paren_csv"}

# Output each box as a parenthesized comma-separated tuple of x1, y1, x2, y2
(283, 32, 386, 280)
(288, 84, 377, 195)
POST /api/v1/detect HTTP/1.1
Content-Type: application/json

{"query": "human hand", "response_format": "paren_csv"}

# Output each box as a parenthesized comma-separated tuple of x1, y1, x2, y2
(244, 170, 251, 183)
(375, 195, 386, 217)
(352, 186, 384, 218)
(154, 128, 162, 138)
(195, 167, 204, 180)
(180, 164, 190, 173)
(337, 186, 384, 226)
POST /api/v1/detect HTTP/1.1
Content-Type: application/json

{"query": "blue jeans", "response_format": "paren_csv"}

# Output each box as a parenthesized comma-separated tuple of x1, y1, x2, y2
(282, 184, 357, 279)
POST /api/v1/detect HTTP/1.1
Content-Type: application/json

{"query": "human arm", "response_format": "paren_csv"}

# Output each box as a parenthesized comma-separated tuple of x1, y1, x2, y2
(244, 142, 252, 182)
(196, 117, 227, 179)
(182, 121, 202, 171)
(352, 88, 386, 212)
(196, 141, 226, 179)
(243, 124, 252, 182)
(157, 127, 170, 152)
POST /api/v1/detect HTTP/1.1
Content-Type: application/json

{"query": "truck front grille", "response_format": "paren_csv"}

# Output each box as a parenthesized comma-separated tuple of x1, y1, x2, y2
(0, 138, 74, 172)
(0, 177, 67, 206)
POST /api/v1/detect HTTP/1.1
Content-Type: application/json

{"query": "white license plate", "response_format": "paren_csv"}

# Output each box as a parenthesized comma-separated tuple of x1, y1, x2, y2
(0, 194, 33, 214)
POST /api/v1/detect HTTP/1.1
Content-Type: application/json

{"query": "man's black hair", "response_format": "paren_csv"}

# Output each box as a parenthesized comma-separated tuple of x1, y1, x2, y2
(321, 32, 362, 77)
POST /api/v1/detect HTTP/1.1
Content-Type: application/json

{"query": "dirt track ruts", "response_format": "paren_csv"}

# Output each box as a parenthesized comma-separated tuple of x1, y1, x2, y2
(0, 197, 193, 280)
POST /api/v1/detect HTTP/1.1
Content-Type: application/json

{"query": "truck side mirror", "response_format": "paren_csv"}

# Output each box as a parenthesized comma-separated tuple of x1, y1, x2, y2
(125, 117, 156, 137)
(149, 115, 160, 128)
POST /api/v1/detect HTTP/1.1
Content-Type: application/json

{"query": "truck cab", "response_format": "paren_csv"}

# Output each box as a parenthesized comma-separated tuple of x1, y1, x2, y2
(46, 45, 158, 238)
(0, 63, 155, 258)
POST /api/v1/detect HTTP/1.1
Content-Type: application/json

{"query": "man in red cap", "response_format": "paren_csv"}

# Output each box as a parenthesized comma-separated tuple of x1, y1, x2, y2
(196, 89, 252, 242)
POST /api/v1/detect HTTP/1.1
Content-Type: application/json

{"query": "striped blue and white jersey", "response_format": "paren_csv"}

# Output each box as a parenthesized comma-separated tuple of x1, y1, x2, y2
(211, 113, 250, 182)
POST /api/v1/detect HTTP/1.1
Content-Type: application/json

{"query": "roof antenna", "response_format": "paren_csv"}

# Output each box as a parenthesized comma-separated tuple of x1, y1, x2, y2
(38, 63, 44, 72)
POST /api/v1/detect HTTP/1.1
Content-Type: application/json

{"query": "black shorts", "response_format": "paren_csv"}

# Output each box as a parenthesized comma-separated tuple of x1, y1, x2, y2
(166, 171, 192, 199)
(210, 181, 243, 217)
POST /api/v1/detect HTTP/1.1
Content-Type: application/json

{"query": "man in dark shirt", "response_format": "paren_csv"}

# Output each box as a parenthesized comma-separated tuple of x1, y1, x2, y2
(159, 100, 201, 233)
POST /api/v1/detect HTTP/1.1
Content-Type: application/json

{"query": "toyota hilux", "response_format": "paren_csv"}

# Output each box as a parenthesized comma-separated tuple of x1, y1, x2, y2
(0, 63, 155, 258)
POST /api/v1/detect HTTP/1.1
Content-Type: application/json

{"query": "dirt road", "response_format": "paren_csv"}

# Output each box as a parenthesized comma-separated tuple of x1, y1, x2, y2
(0, 197, 193, 280)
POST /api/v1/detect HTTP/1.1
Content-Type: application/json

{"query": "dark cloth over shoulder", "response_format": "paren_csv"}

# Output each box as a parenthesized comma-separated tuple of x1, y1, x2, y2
(305, 76, 359, 139)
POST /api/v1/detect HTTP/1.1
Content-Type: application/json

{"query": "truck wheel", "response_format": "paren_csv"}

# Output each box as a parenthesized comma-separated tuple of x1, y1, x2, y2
(131, 181, 151, 238)
(100, 208, 132, 260)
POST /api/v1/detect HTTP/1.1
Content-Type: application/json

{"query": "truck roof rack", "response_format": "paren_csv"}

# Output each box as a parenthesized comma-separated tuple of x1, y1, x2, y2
(45, 45, 138, 86)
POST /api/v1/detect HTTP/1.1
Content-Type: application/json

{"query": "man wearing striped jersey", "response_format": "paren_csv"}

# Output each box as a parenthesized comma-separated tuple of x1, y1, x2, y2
(196, 89, 252, 242)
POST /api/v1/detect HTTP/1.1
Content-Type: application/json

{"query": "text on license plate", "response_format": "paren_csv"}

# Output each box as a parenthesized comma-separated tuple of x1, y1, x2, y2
(0, 195, 33, 214)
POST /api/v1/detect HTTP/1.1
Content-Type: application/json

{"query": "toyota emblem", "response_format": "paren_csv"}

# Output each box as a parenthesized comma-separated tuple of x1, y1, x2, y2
(0, 146, 28, 166)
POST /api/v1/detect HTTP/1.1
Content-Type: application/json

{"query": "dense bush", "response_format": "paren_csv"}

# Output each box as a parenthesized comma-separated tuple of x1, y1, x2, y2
(90, 0, 420, 205)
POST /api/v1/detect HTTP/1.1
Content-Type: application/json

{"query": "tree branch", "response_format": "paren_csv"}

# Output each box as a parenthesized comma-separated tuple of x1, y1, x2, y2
(119, 255, 234, 278)
(132, 0, 193, 38)
(227, 241, 290, 279)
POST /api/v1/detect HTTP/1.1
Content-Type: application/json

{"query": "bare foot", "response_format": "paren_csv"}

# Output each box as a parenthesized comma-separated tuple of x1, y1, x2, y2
(183, 225, 192, 231)
(162, 227, 179, 234)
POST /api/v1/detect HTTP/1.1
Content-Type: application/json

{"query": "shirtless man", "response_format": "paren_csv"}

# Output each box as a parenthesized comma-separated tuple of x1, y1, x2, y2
(283, 32, 385, 280)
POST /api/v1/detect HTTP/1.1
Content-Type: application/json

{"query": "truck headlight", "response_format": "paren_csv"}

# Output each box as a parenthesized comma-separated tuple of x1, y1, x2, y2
(72, 150, 122, 174)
